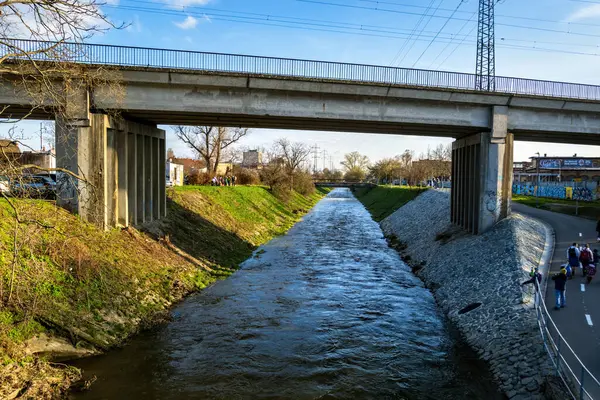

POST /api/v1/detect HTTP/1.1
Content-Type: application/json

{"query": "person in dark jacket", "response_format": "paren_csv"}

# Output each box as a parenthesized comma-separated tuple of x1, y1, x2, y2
(594, 249, 599, 265)
(522, 267, 542, 289)
(552, 268, 568, 310)
(597, 219, 600, 242)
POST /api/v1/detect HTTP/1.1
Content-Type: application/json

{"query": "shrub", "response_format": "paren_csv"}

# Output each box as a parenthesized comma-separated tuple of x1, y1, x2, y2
(236, 168, 260, 185)
(187, 172, 211, 185)
(272, 181, 292, 203)
(292, 171, 315, 196)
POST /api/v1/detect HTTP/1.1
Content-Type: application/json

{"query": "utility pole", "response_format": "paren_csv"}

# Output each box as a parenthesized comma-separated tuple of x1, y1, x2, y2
(40, 122, 44, 151)
(312, 144, 320, 175)
(475, 0, 495, 91)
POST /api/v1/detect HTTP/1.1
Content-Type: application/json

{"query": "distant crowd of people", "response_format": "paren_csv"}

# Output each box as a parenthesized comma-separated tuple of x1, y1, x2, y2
(211, 175, 237, 186)
(522, 219, 600, 311)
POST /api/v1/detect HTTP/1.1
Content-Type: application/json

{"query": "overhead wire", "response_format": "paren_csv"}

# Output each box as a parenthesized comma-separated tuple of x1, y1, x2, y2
(411, 0, 467, 68)
(296, 0, 600, 38)
(427, 9, 477, 69)
(101, 1, 600, 61)
(396, 0, 445, 67)
(388, 0, 437, 66)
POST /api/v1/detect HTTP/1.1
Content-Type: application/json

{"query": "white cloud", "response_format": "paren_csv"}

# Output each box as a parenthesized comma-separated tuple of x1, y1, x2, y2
(175, 16, 198, 30)
(566, 4, 600, 22)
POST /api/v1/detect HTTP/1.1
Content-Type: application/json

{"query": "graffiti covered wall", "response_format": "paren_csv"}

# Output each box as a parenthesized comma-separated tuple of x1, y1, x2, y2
(513, 183, 599, 202)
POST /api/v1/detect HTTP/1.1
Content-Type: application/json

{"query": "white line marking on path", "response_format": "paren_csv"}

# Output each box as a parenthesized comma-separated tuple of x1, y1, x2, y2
(580, 233, 583, 237)
(586, 314, 594, 326)
(581, 284, 586, 292)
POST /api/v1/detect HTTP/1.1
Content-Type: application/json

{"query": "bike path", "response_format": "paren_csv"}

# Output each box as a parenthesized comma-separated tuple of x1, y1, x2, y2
(512, 203, 600, 397)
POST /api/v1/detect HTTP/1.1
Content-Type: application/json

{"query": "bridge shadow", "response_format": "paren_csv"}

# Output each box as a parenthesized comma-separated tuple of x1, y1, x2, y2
(160, 199, 255, 271)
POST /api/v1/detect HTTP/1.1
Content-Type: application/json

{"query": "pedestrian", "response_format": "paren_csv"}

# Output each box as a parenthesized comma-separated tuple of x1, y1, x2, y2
(580, 244, 594, 276)
(596, 219, 600, 242)
(551, 267, 568, 310)
(521, 267, 542, 289)
(567, 243, 580, 277)
(594, 249, 600, 265)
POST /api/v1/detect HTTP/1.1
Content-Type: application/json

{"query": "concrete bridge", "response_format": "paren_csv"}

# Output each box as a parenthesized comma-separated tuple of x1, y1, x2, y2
(2, 39, 600, 232)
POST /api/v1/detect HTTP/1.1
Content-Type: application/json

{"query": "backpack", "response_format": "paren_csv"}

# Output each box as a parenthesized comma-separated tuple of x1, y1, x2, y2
(581, 250, 591, 263)
(568, 247, 577, 259)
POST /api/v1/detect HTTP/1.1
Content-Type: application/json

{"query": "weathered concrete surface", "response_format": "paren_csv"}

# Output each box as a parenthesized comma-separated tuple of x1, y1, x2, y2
(2, 71, 600, 143)
(381, 190, 554, 399)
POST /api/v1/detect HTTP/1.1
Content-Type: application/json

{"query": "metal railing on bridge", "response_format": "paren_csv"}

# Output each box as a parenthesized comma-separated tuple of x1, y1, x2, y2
(534, 280, 600, 399)
(3, 38, 600, 101)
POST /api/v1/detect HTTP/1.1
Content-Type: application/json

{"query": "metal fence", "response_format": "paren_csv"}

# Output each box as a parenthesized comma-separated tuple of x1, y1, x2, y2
(534, 280, 600, 399)
(3, 38, 600, 101)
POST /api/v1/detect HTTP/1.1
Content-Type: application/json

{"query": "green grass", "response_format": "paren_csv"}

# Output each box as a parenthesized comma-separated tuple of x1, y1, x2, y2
(512, 194, 600, 220)
(354, 185, 427, 221)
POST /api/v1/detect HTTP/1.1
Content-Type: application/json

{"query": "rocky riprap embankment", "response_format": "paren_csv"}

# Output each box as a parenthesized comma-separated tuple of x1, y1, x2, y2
(380, 190, 555, 400)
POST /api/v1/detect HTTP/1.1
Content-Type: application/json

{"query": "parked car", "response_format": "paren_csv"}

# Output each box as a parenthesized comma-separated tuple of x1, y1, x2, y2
(166, 178, 173, 188)
(11, 175, 56, 199)
(0, 176, 9, 194)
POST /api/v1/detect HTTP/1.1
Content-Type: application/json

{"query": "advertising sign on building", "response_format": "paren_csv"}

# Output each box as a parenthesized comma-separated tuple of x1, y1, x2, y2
(538, 158, 600, 170)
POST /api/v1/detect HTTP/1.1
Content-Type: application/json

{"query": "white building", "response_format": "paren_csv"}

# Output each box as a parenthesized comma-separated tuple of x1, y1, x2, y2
(166, 159, 184, 186)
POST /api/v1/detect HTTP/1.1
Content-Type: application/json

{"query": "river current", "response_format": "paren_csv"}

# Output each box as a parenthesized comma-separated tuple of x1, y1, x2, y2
(71, 188, 501, 399)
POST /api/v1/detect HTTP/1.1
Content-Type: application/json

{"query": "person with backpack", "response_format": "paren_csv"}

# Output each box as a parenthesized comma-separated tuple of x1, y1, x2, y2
(580, 244, 594, 276)
(551, 268, 568, 310)
(567, 243, 581, 277)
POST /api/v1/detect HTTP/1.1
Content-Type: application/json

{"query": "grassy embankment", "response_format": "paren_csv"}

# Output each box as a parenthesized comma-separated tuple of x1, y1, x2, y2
(0, 185, 329, 399)
(353, 185, 427, 221)
(512, 194, 600, 220)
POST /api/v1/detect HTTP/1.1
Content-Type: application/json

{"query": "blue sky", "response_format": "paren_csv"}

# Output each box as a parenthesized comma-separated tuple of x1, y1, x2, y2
(5, 0, 600, 166)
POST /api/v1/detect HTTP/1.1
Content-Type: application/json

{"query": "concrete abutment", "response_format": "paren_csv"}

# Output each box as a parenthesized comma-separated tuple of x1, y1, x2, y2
(451, 106, 514, 234)
(56, 114, 166, 229)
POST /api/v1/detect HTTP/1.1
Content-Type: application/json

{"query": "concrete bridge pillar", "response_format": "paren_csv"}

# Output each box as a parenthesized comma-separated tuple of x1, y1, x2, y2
(451, 106, 514, 234)
(56, 113, 166, 229)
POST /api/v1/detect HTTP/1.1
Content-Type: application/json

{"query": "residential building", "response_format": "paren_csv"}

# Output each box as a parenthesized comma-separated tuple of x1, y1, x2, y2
(242, 150, 263, 169)
(166, 159, 185, 186)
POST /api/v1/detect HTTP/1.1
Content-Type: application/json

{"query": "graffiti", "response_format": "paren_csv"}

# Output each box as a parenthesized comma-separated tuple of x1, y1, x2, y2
(537, 186, 567, 199)
(512, 183, 597, 202)
(485, 190, 498, 212)
(512, 184, 535, 196)
(573, 187, 594, 202)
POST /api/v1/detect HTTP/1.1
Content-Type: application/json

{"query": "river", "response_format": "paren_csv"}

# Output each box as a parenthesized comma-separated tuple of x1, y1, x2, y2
(71, 188, 501, 399)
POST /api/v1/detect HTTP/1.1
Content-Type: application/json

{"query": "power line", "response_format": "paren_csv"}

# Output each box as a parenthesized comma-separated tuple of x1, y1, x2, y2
(362, 0, 600, 28)
(103, 4, 600, 59)
(411, 0, 467, 68)
(396, 0, 445, 67)
(389, 0, 437, 66)
(427, 10, 476, 69)
(296, 0, 600, 38)
(476, 0, 495, 91)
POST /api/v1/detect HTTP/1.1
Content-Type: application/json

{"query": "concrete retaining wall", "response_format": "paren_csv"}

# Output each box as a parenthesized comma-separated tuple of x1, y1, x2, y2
(380, 190, 554, 399)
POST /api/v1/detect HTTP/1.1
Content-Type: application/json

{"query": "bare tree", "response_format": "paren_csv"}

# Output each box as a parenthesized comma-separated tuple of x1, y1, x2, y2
(273, 138, 311, 176)
(173, 126, 249, 175)
(341, 151, 370, 172)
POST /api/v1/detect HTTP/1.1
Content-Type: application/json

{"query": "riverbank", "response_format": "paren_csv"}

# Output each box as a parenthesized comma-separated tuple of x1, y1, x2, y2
(352, 185, 425, 221)
(358, 189, 554, 399)
(0, 186, 328, 399)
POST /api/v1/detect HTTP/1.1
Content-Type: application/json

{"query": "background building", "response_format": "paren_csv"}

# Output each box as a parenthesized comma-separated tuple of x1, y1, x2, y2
(166, 159, 184, 186)
(515, 156, 600, 183)
(242, 150, 263, 169)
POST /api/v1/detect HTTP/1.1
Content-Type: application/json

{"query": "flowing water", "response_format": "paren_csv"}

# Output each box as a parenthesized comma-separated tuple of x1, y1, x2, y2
(71, 188, 501, 399)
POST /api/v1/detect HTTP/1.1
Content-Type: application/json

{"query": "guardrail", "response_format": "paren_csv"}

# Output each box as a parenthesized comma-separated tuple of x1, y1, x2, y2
(534, 280, 600, 399)
(3, 39, 600, 101)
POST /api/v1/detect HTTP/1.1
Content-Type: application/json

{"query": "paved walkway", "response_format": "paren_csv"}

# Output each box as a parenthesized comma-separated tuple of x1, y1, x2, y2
(513, 203, 600, 397)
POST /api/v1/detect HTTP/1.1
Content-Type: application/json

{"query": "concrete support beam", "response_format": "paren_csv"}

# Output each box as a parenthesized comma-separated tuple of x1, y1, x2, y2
(137, 134, 145, 224)
(56, 112, 166, 229)
(159, 138, 166, 217)
(127, 132, 137, 225)
(117, 129, 128, 227)
(451, 106, 514, 234)
(152, 137, 159, 220)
